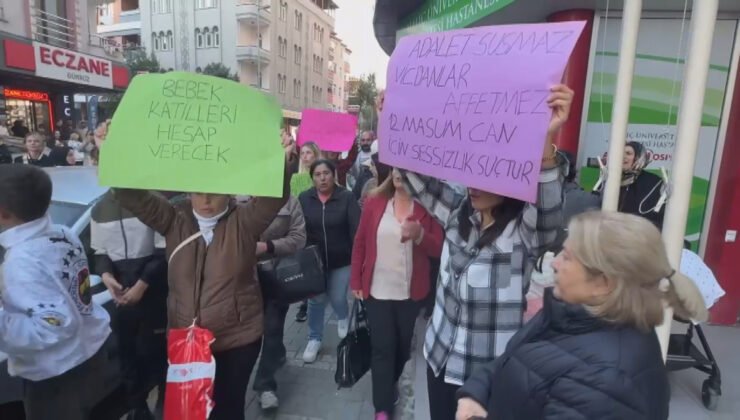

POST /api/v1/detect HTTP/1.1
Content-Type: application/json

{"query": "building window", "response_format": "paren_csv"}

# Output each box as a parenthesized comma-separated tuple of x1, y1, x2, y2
(320, 28, 324, 44)
(278, 74, 285, 94)
(295, 46, 302, 65)
(152, 32, 159, 50)
(196, 0, 217, 9)
(279, 1, 287, 21)
(195, 28, 203, 48)
(293, 79, 298, 98)
(213, 27, 219, 47)
(166, 31, 173, 51)
(204, 27, 212, 47)
(160, 0, 172, 13)
(278, 37, 285, 58)
(298, 13, 303, 30)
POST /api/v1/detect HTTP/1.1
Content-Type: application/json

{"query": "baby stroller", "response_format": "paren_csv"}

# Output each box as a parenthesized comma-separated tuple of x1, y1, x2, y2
(531, 244, 725, 410)
(665, 247, 725, 410)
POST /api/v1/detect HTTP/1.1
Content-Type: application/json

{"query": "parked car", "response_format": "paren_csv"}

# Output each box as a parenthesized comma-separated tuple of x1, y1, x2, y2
(0, 166, 135, 420)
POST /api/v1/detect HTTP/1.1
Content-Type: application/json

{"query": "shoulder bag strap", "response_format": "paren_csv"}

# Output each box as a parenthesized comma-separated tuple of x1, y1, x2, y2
(168, 231, 205, 265)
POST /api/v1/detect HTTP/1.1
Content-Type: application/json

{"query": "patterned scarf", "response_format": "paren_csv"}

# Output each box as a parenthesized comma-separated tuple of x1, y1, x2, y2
(621, 141, 650, 187)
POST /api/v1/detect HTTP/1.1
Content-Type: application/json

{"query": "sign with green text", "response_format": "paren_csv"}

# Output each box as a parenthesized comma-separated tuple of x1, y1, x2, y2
(399, 0, 516, 36)
(99, 71, 285, 196)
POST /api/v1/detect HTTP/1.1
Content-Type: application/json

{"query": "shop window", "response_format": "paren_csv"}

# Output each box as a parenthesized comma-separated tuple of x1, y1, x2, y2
(213, 27, 219, 47)
(195, 28, 203, 48)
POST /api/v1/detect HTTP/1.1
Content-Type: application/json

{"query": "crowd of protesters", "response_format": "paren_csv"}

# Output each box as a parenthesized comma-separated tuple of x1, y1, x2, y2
(0, 81, 710, 420)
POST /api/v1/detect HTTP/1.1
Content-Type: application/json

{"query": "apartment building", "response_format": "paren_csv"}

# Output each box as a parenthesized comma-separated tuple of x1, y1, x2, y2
(97, 0, 337, 122)
(327, 31, 350, 112)
(0, 0, 129, 135)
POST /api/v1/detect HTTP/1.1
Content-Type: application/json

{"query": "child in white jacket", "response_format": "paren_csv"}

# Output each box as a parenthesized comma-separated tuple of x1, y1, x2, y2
(0, 164, 111, 420)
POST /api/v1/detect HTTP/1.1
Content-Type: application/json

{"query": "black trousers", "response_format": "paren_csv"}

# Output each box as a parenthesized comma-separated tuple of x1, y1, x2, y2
(253, 298, 290, 393)
(113, 300, 167, 410)
(210, 340, 262, 420)
(23, 347, 106, 420)
(427, 365, 461, 420)
(425, 258, 441, 317)
(365, 297, 419, 414)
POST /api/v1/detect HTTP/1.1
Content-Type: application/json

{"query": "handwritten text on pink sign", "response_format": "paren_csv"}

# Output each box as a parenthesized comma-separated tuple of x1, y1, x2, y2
(378, 21, 585, 202)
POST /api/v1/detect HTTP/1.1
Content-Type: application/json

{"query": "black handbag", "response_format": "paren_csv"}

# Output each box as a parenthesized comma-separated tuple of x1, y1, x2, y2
(257, 245, 325, 304)
(335, 300, 372, 388)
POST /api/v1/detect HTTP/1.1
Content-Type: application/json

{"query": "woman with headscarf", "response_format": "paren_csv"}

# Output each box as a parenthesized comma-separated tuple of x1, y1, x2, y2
(597, 141, 666, 229)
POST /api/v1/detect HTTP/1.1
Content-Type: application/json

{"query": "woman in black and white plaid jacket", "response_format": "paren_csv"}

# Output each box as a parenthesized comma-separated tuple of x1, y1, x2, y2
(396, 84, 573, 420)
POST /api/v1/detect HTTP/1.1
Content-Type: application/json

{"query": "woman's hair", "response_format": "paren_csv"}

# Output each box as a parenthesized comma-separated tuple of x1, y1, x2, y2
(371, 167, 397, 198)
(299, 142, 321, 173)
(458, 195, 525, 248)
(310, 159, 337, 178)
(49, 146, 72, 166)
(24, 132, 44, 144)
(567, 211, 707, 331)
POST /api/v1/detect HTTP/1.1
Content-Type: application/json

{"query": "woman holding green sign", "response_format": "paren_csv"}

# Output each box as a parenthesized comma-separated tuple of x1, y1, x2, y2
(97, 122, 296, 420)
(393, 84, 574, 420)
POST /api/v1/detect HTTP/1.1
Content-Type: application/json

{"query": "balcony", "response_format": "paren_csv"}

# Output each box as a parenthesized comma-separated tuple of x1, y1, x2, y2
(32, 8, 76, 49)
(236, 45, 271, 63)
(236, 0, 271, 24)
(96, 9, 141, 37)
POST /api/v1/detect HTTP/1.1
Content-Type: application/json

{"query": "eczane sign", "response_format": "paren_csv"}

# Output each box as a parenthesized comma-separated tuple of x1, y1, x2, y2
(33, 42, 113, 89)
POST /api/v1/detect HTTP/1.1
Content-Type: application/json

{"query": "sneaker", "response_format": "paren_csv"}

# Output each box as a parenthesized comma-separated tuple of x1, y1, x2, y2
(375, 412, 390, 420)
(303, 339, 322, 363)
(295, 302, 308, 322)
(259, 391, 279, 410)
(337, 318, 349, 339)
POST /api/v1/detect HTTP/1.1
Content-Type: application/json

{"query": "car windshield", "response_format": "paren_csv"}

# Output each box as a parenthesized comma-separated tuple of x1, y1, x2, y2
(48, 201, 88, 228)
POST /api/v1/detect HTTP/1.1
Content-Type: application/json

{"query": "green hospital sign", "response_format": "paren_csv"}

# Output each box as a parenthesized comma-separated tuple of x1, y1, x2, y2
(399, 0, 516, 36)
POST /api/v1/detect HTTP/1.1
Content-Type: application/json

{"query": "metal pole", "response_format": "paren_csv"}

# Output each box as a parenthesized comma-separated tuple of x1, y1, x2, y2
(657, 0, 719, 359)
(601, 0, 642, 210)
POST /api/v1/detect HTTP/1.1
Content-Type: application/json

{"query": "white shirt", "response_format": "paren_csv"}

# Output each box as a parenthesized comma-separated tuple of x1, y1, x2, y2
(370, 200, 412, 300)
(0, 216, 111, 381)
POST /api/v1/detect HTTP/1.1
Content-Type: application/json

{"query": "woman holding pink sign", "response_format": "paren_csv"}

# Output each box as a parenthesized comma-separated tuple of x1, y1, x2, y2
(394, 84, 574, 420)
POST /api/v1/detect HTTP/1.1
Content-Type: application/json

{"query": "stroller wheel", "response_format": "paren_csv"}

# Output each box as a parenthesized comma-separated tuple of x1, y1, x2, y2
(702, 379, 720, 411)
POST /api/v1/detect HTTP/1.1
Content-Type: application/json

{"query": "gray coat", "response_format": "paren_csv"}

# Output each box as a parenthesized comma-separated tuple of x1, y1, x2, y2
(259, 195, 306, 259)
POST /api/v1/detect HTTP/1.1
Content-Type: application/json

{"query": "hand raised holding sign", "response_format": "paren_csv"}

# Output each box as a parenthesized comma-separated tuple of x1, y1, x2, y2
(546, 84, 575, 137)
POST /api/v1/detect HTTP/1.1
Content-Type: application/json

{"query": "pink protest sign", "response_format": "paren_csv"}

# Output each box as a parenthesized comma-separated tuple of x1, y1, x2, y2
(378, 21, 585, 202)
(297, 109, 358, 152)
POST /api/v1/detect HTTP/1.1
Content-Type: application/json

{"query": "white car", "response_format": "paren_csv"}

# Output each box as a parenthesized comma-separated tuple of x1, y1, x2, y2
(0, 166, 129, 419)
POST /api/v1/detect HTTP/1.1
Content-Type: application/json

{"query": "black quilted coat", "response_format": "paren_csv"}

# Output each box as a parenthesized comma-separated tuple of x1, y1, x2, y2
(457, 288, 670, 420)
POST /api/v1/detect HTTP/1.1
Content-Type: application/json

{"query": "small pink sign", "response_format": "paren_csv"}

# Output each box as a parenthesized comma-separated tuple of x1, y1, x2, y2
(297, 109, 358, 152)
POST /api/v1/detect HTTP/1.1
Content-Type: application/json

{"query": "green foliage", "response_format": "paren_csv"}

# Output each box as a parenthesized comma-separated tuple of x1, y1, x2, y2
(201, 63, 240, 82)
(356, 74, 378, 131)
(123, 48, 162, 74)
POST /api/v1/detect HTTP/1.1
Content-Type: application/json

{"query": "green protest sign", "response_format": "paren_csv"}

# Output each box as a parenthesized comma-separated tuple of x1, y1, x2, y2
(290, 172, 313, 196)
(99, 71, 285, 196)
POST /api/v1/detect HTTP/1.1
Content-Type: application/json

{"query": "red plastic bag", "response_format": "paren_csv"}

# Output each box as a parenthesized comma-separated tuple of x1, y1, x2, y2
(164, 323, 216, 420)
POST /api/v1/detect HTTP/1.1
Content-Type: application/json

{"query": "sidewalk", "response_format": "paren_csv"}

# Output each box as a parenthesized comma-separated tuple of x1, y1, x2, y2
(245, 305, 740, 419)
(243, 304, 416, 420)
